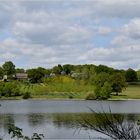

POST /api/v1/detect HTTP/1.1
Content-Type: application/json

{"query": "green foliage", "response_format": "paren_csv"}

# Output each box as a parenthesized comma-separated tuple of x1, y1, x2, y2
(85, 93, 96, 100)
(27, 67, 45, 83)
(8, 124, 44, 140)
(95, 64, 114, 74)
(43, 75, 75, 84)
(52, 64, 63, 74)
(22, 92, 31, 99)
(94, 72, 111, 87)
(100, 82, 112, 99)
(0, 82, 5, 97)
(94, 82, 112, 99)
(94, 72, 126, 99)
(69, 95, 73, 99)
(63, 64, 74, 74)
(2, 61, 15, 75)
(2, 81, 20, 97)
(16, 68, 25, 73)
(125, 68, 138, 82)
(0, 67, 4, 78)
(111, 73, 127, 95)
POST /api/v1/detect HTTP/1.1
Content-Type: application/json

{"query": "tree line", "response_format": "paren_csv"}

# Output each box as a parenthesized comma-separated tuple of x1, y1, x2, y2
(0, 61, 139, 82)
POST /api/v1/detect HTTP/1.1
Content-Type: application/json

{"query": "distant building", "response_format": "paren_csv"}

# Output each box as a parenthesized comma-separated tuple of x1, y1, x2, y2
(15, 73, 28, 81)
(61, 71, 66, 75)
(71, 72, 81, 78)
(44, 74, 50, 78)
(50, 73, 56, 77)
(3, 75, 7, 81)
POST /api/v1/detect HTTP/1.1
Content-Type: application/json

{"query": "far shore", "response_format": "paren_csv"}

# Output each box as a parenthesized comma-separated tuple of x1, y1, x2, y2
(1, 97, 140, 101)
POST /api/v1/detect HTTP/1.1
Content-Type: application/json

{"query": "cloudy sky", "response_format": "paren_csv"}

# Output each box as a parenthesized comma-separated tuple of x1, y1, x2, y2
(1, 0, 140, 69)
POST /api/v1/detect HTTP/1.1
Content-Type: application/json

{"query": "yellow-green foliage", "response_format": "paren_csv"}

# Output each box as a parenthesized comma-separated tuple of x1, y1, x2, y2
(20, 76, 95, 99)
(43, 76, 75, 84)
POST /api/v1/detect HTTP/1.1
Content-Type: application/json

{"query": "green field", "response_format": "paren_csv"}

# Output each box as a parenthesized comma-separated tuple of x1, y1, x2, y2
(110, 85, 140, 100)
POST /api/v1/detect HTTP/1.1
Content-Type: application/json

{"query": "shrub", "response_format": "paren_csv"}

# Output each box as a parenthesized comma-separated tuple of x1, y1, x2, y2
(86, 93, 96, 100)
(2, 81, 20, 97)
(94, 82, 112, 100)
(69, 95, 73, 99)
(22, 92, 31, 99)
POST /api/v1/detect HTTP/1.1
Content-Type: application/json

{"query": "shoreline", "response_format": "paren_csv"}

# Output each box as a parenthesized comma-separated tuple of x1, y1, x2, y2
(1, 97, 140, 101)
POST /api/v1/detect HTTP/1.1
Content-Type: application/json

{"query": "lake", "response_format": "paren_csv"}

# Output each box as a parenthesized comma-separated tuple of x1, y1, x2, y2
(0, 100, 140, 139)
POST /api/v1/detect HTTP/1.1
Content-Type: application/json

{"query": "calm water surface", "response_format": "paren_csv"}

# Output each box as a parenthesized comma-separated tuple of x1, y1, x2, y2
(0, 100, 140, 139)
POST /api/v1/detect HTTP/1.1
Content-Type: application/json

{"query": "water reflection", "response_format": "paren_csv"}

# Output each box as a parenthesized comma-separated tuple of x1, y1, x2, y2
(0, 113, 140, 139)
(81, 113, 140, 139)
(0, 114, 15, 129)
(27, 114, 46, 127)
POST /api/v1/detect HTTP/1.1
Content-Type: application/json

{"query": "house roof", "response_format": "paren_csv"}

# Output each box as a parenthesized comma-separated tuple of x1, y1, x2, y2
(16, 73, 28, 79)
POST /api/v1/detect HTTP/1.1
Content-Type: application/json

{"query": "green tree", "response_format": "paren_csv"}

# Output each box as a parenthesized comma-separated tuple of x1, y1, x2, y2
(94, 72, 110, 87)
(111, 73, 127, 95)
(0, 67, 4, 78)
(52, 64, 63, 74)
(27, 68, 45, 83)
(16, 68, 25, 73)
(125, 68, 138, 82)
(95, 65, 114, 74)
(2, 61, 15, 75)
(94, 81, 112, 99)
(94, 73, 112, 99)
(63, 64, 74, 74)
(2, 81, 20, 97)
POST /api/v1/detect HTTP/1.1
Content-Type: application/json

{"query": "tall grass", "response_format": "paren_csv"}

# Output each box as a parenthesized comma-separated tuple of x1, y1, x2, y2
(20, 76, 95, 99)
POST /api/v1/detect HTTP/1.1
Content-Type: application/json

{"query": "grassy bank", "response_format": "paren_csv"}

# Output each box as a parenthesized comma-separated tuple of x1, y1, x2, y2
(20, 83, 95, 99)
(1, 83, 140, 100)
(18, 82, 140, 100)
(1, 75, 140, 100)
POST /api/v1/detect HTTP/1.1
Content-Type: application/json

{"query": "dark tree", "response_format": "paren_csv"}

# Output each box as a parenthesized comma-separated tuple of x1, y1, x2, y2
(95, 65, 114, 74)
(63, 64, 74, 74)
(0, 67, 4, 78)
(52, 64, 63, 74)
(125, 68, 138, 82)
(2, 61, 15, 75)
(111, 73, 127, 95)
(16, 68, 25, 73)
(27, 67, 45, 83)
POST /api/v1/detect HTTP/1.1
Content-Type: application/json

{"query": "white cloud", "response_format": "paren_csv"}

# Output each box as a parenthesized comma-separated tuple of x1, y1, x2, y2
(1, 0, 140, 69)
(97, 26, 112, 35)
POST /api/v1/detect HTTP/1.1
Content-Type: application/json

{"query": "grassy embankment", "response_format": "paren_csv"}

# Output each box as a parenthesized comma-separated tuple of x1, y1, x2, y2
(1, 76, 140, 100)
(20, 82, 95, 99)
(19, 84, 140, 100)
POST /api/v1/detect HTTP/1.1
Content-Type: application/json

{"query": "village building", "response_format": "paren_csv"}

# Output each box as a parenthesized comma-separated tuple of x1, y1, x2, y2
(61, 71, 66, 75)
(3, 75, 7, 81)
(50, 73, 56, 77)
(15, 73, 28, 81)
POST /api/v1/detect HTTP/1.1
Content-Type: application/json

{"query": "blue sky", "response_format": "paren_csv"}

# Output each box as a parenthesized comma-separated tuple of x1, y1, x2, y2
(0, 0, 140, 69)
